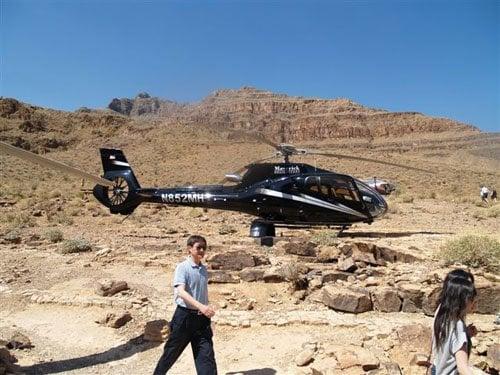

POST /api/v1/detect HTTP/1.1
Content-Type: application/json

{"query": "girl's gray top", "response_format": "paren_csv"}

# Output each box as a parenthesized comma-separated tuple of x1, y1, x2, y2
(432, 319, 468, 375)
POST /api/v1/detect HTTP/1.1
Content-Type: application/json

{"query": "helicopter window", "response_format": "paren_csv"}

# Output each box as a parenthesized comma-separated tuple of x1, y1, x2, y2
(304, 176, 321, 194)
(316, 176, 361, 202)
(320, 185, 330, 196)
(309, 185, 320, 193)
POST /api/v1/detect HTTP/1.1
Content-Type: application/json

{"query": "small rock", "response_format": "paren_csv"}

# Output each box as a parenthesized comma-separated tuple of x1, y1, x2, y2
(295, 348, 315, 366)
(95, 280, 129, 297)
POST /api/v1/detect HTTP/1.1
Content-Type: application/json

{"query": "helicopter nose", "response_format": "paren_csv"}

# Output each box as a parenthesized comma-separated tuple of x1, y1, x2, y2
(362, 191, 388, 217)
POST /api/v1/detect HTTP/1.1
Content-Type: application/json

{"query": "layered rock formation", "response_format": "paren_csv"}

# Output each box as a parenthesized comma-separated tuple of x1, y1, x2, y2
(108, 87, 478, 142)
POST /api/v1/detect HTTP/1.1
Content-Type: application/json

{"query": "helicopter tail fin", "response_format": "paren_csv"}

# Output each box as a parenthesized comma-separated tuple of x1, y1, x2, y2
(99, 148, 141, 188)
(92, 149, 142, 215)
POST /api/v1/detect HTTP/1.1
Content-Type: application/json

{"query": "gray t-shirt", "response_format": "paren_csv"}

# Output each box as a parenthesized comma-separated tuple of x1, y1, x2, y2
(432, 319, 468, 375)
(173, 256, 209, 308)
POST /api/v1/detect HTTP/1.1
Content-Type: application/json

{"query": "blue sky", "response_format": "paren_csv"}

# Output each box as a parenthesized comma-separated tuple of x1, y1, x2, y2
(1, 0, 499, 132)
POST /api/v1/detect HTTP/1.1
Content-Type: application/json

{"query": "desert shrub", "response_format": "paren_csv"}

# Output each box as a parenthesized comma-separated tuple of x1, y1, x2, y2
(4, 229, 22, 244)
(47, 211, 74, 225)
(310, 230, 338, 246)
(2, 211, 35, 228)
(44, 228, 63, 243)
(61, 238, 92, 254)
(280, 263, 307, 291)
(440, 235, 500, 273)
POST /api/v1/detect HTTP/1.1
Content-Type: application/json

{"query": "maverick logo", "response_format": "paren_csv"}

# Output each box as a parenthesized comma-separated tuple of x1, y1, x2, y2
(274, 165, 300, 174)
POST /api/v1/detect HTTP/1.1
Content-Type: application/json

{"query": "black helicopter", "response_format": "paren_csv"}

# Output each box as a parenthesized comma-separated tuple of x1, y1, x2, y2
(1, 136, 427, 237)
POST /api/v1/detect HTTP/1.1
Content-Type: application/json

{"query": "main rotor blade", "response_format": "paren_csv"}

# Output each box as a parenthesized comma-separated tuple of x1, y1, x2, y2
(228, 129, 280, 150)
(307, 150, 433, 174)
(0, 141, 114, 187)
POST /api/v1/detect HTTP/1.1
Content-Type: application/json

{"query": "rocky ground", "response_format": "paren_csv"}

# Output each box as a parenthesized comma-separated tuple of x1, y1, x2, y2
(0, 198, 499, 375)
(1, 95, 499, 374)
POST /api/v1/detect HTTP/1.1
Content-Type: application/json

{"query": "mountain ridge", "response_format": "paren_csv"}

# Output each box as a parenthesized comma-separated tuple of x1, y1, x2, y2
(106, 87, 478, 142)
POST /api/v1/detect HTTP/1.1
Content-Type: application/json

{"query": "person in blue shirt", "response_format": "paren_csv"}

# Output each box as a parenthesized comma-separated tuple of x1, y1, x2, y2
(153, 235, 217, 375)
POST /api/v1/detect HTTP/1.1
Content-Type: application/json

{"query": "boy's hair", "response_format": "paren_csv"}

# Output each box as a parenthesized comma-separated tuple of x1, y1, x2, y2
(187, 235, 207, 249)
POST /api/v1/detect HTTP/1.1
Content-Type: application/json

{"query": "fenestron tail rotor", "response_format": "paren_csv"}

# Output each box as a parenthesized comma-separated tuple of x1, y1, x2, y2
(107, 176, 130, 206)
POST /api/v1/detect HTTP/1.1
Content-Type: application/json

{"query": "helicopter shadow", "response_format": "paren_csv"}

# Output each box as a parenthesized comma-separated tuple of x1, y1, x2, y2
(21, 334, 161, 374)
(339, 230, 453, 238)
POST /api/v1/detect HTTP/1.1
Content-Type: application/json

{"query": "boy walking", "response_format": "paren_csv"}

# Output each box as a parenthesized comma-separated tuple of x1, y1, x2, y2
(153, 235, 217, 375)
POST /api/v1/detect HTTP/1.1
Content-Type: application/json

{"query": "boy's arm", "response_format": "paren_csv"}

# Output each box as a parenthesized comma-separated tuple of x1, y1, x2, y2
(176, 284, 215, 318)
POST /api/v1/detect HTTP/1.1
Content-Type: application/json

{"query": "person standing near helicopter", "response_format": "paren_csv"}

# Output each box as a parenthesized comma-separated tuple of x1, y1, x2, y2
(153, 235, 217, 375)
(480, 186, 490, 204)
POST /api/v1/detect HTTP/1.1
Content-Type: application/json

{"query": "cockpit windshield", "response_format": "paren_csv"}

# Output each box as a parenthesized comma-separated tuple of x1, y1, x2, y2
(354, 179, 388, 217)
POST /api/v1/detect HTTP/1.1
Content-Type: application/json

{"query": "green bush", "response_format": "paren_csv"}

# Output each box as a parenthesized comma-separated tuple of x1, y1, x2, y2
(440, 235, 500, 273)
(61, 238, 92, 254)
(44, 228, 64, 243)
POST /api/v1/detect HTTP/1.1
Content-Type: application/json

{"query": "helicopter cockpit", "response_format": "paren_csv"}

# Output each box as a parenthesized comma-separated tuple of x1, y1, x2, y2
(302, 174, 387, 219)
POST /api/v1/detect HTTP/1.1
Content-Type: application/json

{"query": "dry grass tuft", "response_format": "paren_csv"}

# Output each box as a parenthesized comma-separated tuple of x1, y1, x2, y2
(61, 238, 92, 254)
(310, 230, 338, 246)
(44, 228, 64, 243)
(440, 235, 500, 273)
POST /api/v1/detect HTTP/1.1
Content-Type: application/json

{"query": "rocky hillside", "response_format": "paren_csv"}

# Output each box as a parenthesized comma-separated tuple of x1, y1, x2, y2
(108, 87, 479, 142)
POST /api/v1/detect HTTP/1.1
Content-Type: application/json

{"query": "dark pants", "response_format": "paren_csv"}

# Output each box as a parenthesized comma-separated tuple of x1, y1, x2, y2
(153, 306, 217, 375)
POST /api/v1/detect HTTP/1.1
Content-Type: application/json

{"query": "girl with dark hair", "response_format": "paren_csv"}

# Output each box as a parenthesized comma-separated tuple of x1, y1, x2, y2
(437, 269, 474, 305)
(431, 273, 477, 375)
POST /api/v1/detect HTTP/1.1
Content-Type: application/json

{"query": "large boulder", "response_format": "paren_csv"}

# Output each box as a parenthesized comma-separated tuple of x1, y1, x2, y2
(337, 257, 357, 273)
(397, 283, 425, 313)
(422, 286, 441, 316)
(476, 281, 500, 314)
(144, 319, 170, 342)
(372, 288, 402, 312)
(207, 270, 240, 283)
(322, 270, 351, 283)
(283, 240, 318, 257)
(207, 250, 269, 271)
(322, 285, 372, 313)
(239, 267, 266, 282)
(487, 343, 500, 370)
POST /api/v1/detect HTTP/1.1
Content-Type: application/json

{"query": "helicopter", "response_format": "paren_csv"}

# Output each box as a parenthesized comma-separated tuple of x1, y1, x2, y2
(1, 135, 428, 238)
